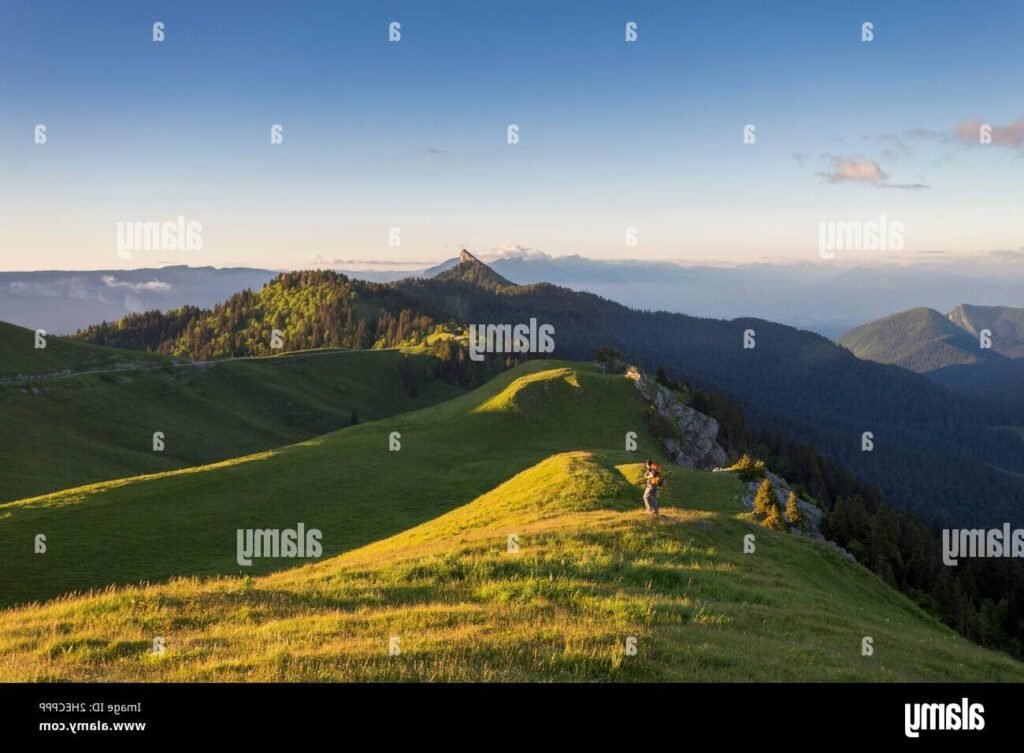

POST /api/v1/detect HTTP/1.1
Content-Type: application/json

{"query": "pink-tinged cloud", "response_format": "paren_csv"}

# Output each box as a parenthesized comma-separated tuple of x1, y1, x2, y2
(955, 118, 1024, 147)
(825, 156, 887, 184)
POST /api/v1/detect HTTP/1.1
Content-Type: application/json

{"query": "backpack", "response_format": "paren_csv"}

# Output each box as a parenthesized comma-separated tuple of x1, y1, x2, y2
(648, 464, 663, 487)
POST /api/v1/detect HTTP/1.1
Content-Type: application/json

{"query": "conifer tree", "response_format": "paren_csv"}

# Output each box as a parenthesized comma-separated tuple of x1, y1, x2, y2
(752, 478, 775, 517)
(784, 491, 802, 526)
(764, 502, 786, 531)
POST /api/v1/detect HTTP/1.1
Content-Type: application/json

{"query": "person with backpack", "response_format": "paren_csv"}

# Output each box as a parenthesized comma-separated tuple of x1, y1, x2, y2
(643, 459, 662, 516)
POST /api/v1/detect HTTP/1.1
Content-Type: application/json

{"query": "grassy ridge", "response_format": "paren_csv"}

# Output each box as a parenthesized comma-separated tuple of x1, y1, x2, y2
(0, 320, 166, 376)
(1, 452, 1019, 681)
(1, 362, 662, 607)
(0, 347, 463, 503)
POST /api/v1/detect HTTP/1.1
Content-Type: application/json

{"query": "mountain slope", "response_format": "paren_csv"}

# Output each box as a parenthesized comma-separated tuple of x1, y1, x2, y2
(0, 361, 664, 607)
(2, 450, 1020, 682)
(948, 304, 1024, 358)
(71, 270, 444, 359)
(838, 304, 1024, 395)
(0, 319, 166, 377)
(0, 344, 462, 503)
(837, 307, 1006, 372)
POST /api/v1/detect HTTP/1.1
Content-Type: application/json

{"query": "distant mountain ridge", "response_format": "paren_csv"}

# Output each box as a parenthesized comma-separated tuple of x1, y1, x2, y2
(0, 266, 277, 335)
(7, 255, 1024, 339)
(838, 304, 1024, 393)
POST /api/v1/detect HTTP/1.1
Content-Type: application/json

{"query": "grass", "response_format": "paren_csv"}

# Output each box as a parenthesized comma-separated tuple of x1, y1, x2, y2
(0, 343, 462, 502)
(0, 319, 166, 377)
(1, 451, 1019, 682)
(1, 361, 662, 607)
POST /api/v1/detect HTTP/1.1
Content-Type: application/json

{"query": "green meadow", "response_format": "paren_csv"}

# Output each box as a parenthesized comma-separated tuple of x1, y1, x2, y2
(2, 449, 1020, 681)
(1, 357, 1021, 681)
(0, 321, 462, 502)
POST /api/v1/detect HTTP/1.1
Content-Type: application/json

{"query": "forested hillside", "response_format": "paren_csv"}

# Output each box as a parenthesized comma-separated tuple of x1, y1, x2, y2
(74, 270, 442, 359)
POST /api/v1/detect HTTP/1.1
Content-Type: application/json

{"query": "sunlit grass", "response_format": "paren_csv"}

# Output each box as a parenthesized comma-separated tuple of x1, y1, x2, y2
(1, 451, 1021, 682)
(1, 361, 661, 606)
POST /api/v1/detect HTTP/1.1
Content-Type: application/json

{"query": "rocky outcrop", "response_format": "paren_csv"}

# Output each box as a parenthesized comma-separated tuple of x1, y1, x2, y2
(622, 364, 856, 561)
(734, 470, 854, 559)
(737, 470, 823, 535)
(625, 366, 729, 470)
(624, 363, 855, 560)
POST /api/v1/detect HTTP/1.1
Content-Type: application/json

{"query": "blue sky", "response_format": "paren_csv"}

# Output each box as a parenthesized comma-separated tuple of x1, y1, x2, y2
(1, 0, 1022, 270)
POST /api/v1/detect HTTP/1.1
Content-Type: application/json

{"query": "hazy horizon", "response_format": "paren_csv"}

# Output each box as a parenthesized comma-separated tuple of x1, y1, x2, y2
(3, 241, 1024, 274)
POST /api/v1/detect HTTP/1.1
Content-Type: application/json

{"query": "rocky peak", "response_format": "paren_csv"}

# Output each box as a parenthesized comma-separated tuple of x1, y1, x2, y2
(433, 248, 516, 288)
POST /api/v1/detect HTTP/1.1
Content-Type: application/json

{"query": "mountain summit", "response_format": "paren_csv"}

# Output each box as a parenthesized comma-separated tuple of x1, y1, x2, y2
(838, 307, 997, 372)
(837, 303, 1024, 395)
(839, 304, 1024, 372)
(432, 249, 516, 289)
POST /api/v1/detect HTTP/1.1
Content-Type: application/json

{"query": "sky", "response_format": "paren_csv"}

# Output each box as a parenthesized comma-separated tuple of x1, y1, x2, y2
(1, 0, 1022, 271)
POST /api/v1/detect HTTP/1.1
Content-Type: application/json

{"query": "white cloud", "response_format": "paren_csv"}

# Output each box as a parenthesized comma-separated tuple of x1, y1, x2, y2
(477, 244, 553, 262)
(101, 275, 171, 291)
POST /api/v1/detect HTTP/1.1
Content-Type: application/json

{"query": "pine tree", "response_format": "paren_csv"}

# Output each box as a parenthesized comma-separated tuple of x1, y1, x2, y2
(752, 478, 775, 517)
(764, 502, 786, 531)
(784, 491, 802, 526)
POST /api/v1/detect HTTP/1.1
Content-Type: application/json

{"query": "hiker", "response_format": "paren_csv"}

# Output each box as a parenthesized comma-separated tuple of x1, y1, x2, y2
(643, 459, 661, 515)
